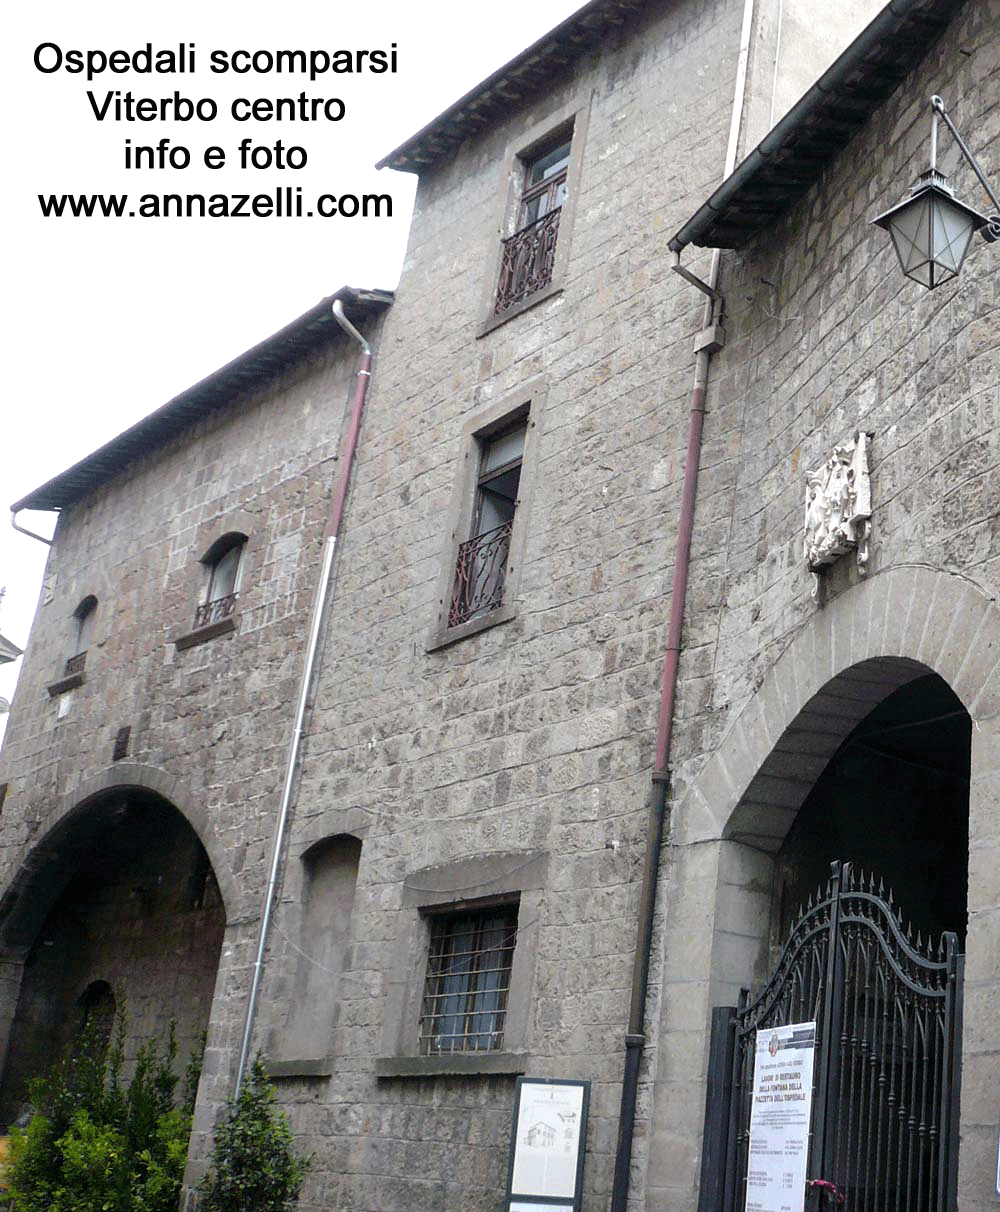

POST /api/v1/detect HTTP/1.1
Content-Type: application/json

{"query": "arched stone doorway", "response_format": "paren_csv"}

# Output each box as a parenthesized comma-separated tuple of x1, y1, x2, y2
(0, 788, 226, 1126)
(772, 670, 969, 946)
(646, 566, 1000, 1212)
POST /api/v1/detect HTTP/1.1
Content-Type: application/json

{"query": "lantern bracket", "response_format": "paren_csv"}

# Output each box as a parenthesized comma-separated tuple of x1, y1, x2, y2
(930, 95, 1000, 242)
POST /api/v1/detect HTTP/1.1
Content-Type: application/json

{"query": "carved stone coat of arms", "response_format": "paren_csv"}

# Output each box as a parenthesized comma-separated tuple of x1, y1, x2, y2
(804, 433, 871, 583)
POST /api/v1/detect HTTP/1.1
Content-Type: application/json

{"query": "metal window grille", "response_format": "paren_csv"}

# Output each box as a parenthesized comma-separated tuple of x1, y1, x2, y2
(193, 592, 238, 629)
(449, 521, 513, 626)
(494, 208, 562, 314)
(419, 906, 518, 1055)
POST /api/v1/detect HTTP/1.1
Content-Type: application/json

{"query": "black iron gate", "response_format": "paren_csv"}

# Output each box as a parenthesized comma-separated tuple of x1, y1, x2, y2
(700, 862, 963, 1212)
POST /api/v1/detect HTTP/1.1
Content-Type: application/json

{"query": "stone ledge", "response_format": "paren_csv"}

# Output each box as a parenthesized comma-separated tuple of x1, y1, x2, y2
(266, 1058, 333, 1079)
(374, 1052, 527, 1079)
(46, 672, 85, 697)
(173, 616, 237, 651)
(426, 602, 516, 652)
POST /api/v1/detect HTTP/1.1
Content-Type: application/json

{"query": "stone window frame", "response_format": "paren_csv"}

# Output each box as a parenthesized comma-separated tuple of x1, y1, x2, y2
(173, 515, 255, 652)
(375, 850, 548, 1079)
(478, 96, 590, 337)
(47, 590, 104, 698)
(417, 900, 519, 1056)
(426, 378, 547, 651)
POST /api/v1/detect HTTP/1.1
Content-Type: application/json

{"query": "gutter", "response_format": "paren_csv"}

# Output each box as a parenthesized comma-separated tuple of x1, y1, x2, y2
(669, 0, 962, 251)
(10, 510, 53, 547)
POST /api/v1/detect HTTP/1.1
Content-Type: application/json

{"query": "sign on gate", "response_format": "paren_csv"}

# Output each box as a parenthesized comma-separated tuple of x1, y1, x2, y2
(745, 1022, 817, 1212)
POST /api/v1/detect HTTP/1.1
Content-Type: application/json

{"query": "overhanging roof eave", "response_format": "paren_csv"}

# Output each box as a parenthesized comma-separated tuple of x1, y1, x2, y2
(668, 0, 967, 253)
(12, 285, 394, 515)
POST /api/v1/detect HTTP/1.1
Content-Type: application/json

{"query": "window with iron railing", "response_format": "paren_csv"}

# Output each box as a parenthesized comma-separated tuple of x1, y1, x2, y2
(65, 595, 97, 676)
(494, 138, 570, 315)
(195, 535, 245, 629)
(419, 904, 518, 1055)
(449, 420, 526, 627)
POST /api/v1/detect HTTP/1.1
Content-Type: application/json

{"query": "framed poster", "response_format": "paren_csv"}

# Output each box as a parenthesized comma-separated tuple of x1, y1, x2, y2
(505, 1077, 590, 1212)
(745, 1022, 817, 1212)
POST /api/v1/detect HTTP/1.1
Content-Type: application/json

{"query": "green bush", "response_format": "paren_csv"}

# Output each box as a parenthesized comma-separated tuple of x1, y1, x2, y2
(199, 1056, 308, 1212)
(2, 1009, 202, 1212)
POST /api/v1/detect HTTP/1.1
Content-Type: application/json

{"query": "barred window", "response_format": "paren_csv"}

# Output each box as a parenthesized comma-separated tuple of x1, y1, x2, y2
(419, 904, 518, 1055)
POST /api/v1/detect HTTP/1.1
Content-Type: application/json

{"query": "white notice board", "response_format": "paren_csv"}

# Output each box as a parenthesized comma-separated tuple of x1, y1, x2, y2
(745, 1022, 817, 1212)
(506, 1077, 590, 1212)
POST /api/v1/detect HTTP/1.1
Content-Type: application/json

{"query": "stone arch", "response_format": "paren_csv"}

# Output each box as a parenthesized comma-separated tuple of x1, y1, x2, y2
(674, 564, 1000, 850)
(0, 763, 238, 954)
(648, 566, 1000, 1212)
(0, 768, 232, 1123)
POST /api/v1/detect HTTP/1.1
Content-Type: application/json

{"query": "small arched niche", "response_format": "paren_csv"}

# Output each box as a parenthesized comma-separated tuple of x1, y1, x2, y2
(65, 595, 98, 674)
(77, 979, 116, 1050)
(280, 835, 362, 1064)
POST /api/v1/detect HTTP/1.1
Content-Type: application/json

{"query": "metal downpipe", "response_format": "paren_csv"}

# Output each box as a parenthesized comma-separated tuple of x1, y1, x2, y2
(234, 301, 374, 1096)
(609, 0, 752, 1195)
(10, 509, 53, 546)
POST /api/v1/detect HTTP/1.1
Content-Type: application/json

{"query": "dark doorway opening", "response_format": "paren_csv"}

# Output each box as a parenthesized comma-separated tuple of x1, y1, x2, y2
(774, 672, 970, 947)
(0, 791, 225, 1126)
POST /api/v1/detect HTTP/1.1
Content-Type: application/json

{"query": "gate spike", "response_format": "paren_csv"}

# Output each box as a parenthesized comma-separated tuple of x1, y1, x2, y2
(915, 930, 923, 951)
(879, 876, 886, 899)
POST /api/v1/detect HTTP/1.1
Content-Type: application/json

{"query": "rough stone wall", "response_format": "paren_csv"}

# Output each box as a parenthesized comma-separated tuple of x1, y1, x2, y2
(259, 2, 750, 1211)
(649, 3, 1000, 1210)
(0, 331, 378, 1133)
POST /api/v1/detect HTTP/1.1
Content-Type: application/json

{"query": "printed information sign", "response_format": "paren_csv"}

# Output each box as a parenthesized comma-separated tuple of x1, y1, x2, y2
(745, 1021, 817, 1212)
(506, 1077, 589, 1212)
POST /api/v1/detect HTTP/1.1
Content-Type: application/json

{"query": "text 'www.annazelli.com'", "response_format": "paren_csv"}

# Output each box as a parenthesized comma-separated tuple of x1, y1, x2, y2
(37, 188, 392, 218)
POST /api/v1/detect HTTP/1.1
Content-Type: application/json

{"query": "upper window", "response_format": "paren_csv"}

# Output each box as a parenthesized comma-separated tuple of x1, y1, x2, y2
(428, 381, 547, 651)
(449, 418, 526, 628)
(418, 903, 518, 1055)
(478, 101, 589, 335)
(196, 534, 245, 628)
(494, 135, 572, 316)
(66, 596, 97, 675)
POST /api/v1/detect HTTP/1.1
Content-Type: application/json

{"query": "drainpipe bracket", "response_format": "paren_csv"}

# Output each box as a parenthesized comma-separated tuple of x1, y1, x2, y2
(694, 324, 725, 355)
(651, 770, 672, 788)
(624, 1034, 645, 1049)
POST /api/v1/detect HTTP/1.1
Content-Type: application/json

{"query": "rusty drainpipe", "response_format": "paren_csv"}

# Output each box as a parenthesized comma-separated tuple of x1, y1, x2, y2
(609, 0, 755, 1195)
(234, 299, 374, 1096)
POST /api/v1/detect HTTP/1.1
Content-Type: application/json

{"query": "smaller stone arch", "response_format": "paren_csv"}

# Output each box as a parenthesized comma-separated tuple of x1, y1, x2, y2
(77, 979, 116, 1049)
(675, 565, 1000, 850)
(0, 764, 239, 951)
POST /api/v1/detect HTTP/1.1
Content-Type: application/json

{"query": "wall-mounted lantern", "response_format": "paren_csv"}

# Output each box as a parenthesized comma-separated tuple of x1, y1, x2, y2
(872, 96, 1000, 289)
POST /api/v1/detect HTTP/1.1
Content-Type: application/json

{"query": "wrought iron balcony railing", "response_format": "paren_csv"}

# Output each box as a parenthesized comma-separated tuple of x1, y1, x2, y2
(449, 522, 513, 627)
(494, 207, 561, 315)
(193, 593, 238, 629)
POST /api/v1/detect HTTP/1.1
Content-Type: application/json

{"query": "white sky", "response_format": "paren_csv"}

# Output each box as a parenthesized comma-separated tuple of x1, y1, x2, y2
(0, 0, 589, 726)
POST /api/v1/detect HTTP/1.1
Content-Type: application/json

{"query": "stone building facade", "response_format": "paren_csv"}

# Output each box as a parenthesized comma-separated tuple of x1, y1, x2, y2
(0, 288, 391, 1124)
(1, 2, 997, 1212)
